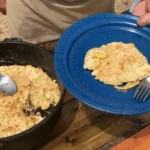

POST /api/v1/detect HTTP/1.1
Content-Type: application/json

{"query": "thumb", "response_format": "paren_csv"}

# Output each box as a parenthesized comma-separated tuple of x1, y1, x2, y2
(137, 13, 150, 26)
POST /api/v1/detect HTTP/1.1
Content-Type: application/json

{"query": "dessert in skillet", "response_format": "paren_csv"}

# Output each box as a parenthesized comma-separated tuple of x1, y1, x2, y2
(84, 42, 150, 90)
(0, 65, 60, 138)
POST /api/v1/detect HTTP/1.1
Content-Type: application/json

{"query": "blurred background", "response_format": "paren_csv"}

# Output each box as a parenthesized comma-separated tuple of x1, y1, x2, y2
(0, 0, 134, 41)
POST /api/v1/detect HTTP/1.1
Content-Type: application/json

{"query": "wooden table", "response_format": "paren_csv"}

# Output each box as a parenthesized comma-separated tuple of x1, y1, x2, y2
(41, 91, 150, 150)
(39, 42, 150, 150)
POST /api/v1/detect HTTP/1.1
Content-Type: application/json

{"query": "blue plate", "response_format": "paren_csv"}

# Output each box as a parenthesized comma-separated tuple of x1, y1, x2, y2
(54, 13, 150, 115)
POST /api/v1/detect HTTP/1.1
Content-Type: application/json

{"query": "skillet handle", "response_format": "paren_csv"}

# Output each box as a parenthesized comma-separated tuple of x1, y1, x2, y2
(3, 37, 23, 42)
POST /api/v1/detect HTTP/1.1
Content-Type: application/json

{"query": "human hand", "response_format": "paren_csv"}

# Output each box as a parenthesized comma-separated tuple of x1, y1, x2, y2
(133, 0, 150, 26)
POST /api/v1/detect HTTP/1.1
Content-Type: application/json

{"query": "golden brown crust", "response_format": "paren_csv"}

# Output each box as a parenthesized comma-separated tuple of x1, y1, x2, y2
(84, 42, 150, 86)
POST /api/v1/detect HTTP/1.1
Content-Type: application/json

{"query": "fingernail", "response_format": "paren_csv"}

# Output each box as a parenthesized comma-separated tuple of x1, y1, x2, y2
(139, 18, 147, 26)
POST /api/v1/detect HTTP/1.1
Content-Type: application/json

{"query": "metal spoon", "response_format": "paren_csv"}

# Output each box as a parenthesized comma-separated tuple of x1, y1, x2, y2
(0, 75, 17, 95)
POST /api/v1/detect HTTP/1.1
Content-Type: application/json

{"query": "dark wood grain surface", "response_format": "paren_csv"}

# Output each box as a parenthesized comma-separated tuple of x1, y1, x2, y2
(41, 91, 150, 150)
(39, 42, 150, 150)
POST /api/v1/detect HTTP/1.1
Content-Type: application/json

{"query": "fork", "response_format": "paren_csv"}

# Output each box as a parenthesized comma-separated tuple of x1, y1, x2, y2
(134, 77, 150, 101)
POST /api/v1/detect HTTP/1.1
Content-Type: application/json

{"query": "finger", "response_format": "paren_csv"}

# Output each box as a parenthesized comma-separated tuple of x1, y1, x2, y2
(145, 0, 150, 13)
(133, 1, 146, 16)
(137, 13, 150, 26)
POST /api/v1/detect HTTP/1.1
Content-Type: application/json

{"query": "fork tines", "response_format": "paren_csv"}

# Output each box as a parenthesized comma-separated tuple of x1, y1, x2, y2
(134, 84, 150, 101)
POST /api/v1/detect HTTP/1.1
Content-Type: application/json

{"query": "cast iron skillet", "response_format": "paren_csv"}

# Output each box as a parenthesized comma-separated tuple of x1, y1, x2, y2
(0, 38, 65, 150)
